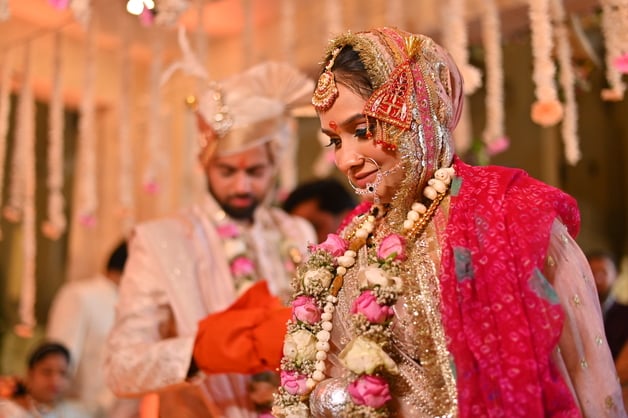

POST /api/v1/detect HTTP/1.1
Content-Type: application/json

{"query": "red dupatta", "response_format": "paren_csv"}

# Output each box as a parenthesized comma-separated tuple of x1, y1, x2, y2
(439, 158, 581, 417)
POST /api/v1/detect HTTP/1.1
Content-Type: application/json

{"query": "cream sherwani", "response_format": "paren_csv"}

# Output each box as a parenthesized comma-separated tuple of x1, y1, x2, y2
(105, 195, 316, 418)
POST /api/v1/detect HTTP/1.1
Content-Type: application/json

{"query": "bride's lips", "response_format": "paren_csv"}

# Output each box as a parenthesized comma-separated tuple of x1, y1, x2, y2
(352, 171, 377, 188)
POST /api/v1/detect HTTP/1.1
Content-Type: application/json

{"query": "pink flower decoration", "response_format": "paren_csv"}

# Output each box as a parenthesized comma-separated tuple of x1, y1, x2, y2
(143, 180, 160, 195)
(79, 214, 96, 228)
(231, 256, 255, 277)
(377, 234, 406, 261)
(139, 8, 154, 26)
(312, 233, 348, 257)
(217, 223, 239, 238)
(280, 370, 309, 396)
(48, 0, 69, 9)
(292, 295, 321, 324)
(351, 291, 394, 324)
(486, 136, 510, 156)
(613, 53, 628, 74)
(347, 374, 391, 408)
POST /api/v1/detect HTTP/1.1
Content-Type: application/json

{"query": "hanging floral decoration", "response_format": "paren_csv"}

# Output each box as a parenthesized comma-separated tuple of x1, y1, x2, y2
(280, 0, 295, 61)
(15, 42, 37, 337)
(481, 0, 509, 156)
(529, 0, 564, 126)
(599, 0, 628, 101)
(0, 50, 13, 239)
(76, 19, 98, 228)
(551, 0, 581, 165)
(118, 30, 135, 234)
(42, 32, 67, 240)
(0, 0, 9, 21)
(143, 37, 165, 198)
(441, 0, 482, 95)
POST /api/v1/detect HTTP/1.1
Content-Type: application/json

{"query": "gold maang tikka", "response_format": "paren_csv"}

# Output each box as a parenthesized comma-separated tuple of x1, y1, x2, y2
(312, 47, 342, 111)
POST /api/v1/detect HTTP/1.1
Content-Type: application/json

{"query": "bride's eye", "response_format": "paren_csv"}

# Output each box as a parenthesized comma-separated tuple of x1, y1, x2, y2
(354, 122, 375, 139)
(324, 137, 341, 148)
(354, 127, 368, 138)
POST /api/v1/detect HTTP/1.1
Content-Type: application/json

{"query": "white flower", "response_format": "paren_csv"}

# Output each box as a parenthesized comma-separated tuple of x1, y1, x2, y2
(303, 268, 334, 290)
(223, 238, 247, 259)
(283, 330, 317, 362)
(273, 402, 310, 418)
(357, 265, 400, 290)
(339, 336, 398, 375)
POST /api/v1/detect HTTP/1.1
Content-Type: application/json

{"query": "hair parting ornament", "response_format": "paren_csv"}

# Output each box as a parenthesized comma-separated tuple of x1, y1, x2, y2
(312, 47, 342, 111)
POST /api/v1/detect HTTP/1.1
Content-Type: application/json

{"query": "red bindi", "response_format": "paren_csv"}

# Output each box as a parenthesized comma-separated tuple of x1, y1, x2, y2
(236, 157, 248, 170)
(329, 121, 338, 131)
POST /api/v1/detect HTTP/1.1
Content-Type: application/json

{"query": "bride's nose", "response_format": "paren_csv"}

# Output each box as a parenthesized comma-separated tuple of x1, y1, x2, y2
(335, 146, 363, 174)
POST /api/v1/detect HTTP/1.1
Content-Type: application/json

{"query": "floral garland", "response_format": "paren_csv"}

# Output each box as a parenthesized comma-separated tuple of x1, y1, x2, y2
(216, 222, 258, 294)
(273, 167, 454, 417)
(216, 219, 301, 296)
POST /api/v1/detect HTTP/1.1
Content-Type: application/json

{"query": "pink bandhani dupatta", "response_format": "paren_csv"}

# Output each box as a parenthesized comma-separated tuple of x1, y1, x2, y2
(440, 158, 581, 417)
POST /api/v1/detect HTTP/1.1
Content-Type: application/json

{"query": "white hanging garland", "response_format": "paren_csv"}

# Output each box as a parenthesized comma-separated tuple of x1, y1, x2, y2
(326, 0, 342, 37)
(551, 0, 581, 165)
(0, 50, 14, 239)
(386, 0, 403, 27)
(76, 20, 97, 228)
(481, 0, 509, 156)
(528, 0, 564, 126)
(4, 50, 25, 223)
(42, 32, 67, 240)
(14, 42, 37, 337)
(280, 0, 295, 62)
(143, 36, 164, 199)
(118, 34, 135, 234)
(441, 0, 482, 94)
(0, 0, 9, 21)
(599, 0, 628, 101)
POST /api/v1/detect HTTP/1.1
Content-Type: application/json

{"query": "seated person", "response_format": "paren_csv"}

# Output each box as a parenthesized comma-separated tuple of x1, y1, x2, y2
(0, 341, 89, 417)
(282, 178, 357, 243)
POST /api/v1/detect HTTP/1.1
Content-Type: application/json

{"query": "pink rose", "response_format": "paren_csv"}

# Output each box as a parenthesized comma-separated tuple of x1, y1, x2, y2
(48, 0, 69, 9)
(486, 136, 510, 156)
(377, 234, 406, 261)
(347, 375, 391, 408)
(313, 233, 348, 257)
(139, 8, 155, 26)
(217, 223, 239, 238)
(613, 53, 628, 74)
(292, 295, 321, 324)
(280, 370, 309, 395)
(351, 291, 394, 323)
(231, 256, 255, 276)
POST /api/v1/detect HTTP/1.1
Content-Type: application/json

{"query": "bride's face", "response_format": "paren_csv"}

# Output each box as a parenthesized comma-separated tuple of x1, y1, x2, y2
(318, 83, 403, 204)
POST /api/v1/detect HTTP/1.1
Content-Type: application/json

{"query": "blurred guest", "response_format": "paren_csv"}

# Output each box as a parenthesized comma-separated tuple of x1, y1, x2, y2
(0, 341, 88, 417)
(282, 178, 357, 242)
(46, 242, 138, 417)
(587, 250, 619, 314)
(587, 251, 628, 410)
